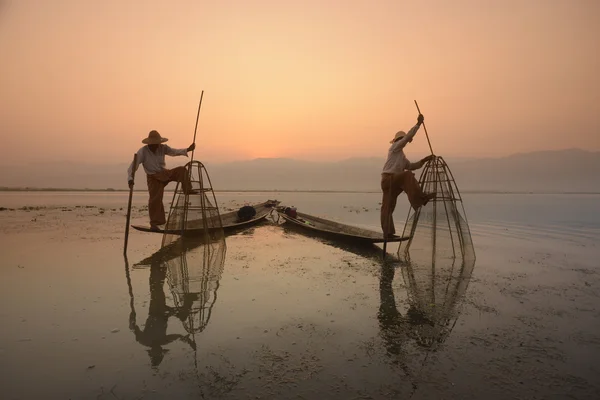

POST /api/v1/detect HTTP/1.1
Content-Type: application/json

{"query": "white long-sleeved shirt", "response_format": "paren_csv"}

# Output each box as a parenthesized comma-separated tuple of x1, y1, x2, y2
(381, 123, 422, 174)
(127, 144, 189, 181)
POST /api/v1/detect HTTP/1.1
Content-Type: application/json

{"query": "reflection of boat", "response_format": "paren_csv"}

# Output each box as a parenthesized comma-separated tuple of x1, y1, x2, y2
(280, 221, 402, 262)
(276, 206, 409, 244)
(133, 236, 209, 267)
(132, 200, 279, 235)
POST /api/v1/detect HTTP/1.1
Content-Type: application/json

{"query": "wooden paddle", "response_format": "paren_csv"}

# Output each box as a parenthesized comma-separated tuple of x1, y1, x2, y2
(124, 153, 137, 255)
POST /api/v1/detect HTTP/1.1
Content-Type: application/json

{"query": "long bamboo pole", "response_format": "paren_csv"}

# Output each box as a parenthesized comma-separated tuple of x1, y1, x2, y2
(190, 91, 204, 164)
(414, 100, 434, 155)
(182, 91, 205, 234)
(124, 153, 137, 255)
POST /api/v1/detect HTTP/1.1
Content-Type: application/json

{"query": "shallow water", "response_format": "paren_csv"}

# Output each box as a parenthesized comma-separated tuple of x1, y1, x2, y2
(0, 192, 599, 399)
(2, 190, 600, 231)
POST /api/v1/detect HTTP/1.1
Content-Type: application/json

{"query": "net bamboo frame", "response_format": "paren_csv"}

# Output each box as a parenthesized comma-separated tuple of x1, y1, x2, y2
(397, 156, 475, 265)
(162, 161, 224, 247)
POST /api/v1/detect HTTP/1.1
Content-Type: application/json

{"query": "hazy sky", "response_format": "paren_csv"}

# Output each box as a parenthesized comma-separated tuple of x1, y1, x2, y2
(1, 0, 598, 165)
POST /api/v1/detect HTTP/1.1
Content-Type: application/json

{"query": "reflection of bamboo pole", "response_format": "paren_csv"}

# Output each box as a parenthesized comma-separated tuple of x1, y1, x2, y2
(123, 254, 137, 325)
(124, 153, 137, 255)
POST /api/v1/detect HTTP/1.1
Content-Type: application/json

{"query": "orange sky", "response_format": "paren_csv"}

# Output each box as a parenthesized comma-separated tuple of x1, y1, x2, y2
(0, 0, 598, 164)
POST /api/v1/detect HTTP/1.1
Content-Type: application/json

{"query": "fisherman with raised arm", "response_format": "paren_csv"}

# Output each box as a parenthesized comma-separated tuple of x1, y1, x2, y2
(127, 130, 196, 231)
(380, 113, 436, 238)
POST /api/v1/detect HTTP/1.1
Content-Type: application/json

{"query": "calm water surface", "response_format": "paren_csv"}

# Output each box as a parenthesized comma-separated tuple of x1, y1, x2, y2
(0, 191, 599, 399)
(2, 190, 599, 229)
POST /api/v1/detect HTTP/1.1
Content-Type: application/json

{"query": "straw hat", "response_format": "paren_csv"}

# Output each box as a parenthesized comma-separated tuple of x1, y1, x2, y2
(142, 130, 168, 144)
(390, 131, 406, 143)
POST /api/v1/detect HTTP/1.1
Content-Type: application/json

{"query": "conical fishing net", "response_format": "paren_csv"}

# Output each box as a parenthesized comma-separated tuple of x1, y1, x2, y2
(164, 236, 227, 335)
(397, 156, 475, 266)
(162, 161, 224, 247)
(394, 153, 476, 348)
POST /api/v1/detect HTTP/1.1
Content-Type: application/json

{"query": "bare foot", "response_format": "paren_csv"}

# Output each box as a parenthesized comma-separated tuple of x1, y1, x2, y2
(422, 192, 437, 206)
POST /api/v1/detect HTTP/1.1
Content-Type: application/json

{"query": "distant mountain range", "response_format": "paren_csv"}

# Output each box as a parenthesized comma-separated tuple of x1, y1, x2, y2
(1, 149, 598, 193)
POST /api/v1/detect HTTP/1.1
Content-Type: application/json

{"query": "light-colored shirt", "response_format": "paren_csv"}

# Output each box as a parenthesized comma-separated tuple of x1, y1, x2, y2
(381, 123, 422, 174)
(127, 144, 189, 181)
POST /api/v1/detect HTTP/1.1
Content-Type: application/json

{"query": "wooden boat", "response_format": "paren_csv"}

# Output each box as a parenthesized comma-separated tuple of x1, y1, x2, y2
(132, 200, 280, 235)
(276, 206, 409, 244)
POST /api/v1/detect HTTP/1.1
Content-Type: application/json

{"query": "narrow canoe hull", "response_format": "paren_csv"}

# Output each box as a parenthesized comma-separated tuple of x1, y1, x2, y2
(132, 200, 279, 236)
(277, 208, 409, 244)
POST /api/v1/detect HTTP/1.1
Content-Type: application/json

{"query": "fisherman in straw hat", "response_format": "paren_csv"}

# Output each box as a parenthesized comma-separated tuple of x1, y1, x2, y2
(127, 130, 197, 231)
(381, 113, 436, 238)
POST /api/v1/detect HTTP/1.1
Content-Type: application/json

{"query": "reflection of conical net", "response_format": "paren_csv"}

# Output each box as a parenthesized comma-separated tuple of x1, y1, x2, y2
(164, 237, 226, 334)
(397, 156, 475, 265)
(162, 161, 223, 247)
(400, 255, 475, 348)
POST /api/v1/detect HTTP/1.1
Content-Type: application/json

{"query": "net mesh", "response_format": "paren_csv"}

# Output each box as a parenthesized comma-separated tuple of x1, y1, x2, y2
(164, 236, 227, 335)
(162, 161, 224, 247)
(395, 155, 476, 348)
(397, 156, 475, 265)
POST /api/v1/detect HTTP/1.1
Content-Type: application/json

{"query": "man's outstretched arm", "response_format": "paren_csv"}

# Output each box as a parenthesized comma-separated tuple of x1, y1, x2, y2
(165, 143, 195, 157)
(391, 114, 424, 152)
(407, 154, 435, 170)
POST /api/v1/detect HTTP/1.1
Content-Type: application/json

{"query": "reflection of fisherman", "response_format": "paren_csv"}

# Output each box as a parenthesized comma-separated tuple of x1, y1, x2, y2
(378, 263, 436, 352)
(128, 261, 197, 367)
(377, 263, 419, 391)
(378, 263, 409, 358)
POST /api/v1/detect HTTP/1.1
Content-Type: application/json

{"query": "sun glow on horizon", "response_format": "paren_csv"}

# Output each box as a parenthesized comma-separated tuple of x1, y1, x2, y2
(0, 0, 598, 165)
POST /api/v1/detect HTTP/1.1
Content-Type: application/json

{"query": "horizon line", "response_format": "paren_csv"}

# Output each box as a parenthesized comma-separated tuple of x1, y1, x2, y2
(1, 187, 599, 195)
(2, 147, 597, 166)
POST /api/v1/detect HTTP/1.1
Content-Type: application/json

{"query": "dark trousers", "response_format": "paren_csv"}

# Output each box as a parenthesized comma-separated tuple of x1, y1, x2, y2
(380, 171, 427, 236)
(146, 167, 192, 226)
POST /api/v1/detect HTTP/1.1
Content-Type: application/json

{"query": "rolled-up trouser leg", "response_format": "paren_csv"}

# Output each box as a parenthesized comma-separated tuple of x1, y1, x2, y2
(396, 171, 426, 211)
(147, 175, 167, 226)
(168, 166, 193, 193)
